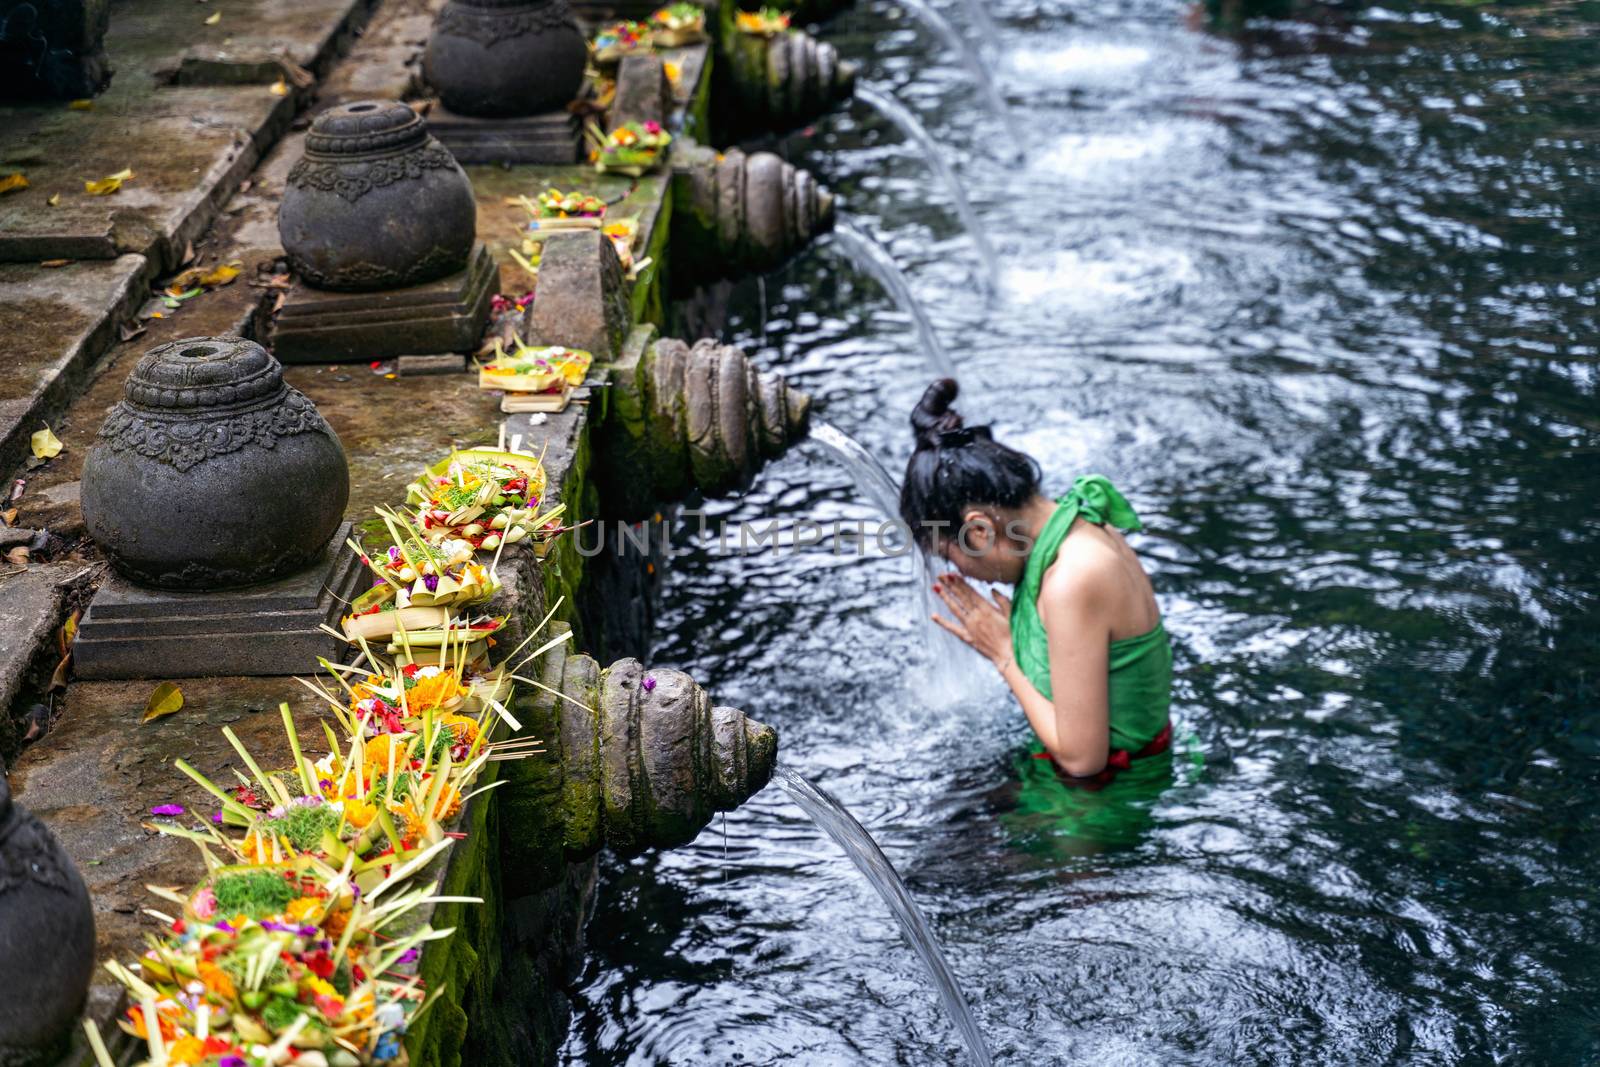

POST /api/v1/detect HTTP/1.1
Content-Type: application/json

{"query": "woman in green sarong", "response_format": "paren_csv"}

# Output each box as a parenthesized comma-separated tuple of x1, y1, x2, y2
(899, 379, 1174, 791)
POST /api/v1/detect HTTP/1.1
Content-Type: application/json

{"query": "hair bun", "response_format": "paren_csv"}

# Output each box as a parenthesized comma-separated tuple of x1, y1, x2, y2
(910, 378, 963, 448)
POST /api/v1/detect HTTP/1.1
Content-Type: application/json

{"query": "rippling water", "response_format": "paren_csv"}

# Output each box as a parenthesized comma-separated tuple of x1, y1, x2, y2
(562, 0, 1600, 1062)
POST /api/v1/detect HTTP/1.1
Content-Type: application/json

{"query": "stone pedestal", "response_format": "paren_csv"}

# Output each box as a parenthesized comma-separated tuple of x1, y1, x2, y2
(74, 524, 365, 680)
(273, 241, 496, 363)
(425, 105, 585, 165)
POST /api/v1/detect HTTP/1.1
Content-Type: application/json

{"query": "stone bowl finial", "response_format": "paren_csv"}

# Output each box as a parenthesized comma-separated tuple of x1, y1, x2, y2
(280, 100, 477, 293)
(424, 0, 588, 118)
(0, 757, 95, 1067)
(81, 337, 350, 590)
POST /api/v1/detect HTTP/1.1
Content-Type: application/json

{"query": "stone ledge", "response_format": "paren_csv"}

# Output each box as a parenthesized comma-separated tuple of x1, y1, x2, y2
(0, 255, 146, 479)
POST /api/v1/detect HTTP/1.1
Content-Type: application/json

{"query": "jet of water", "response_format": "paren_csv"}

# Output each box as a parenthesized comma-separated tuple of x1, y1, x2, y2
(830, 221, 956, 378)
(856, 83, 1001, 294)
(776, 767, 994, 1067)
(809, 419, 979, 699)
(893, 0, 1024, 155)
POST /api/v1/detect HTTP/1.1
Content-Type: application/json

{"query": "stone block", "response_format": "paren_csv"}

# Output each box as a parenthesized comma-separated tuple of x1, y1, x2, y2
(72, 524, 365, 680)
(524, 229, 629, 360)
(425, 105, 585, 166)
(608, 52, 671, 131)
(272, 241, 496, 363)
(397, 353, 469, 376)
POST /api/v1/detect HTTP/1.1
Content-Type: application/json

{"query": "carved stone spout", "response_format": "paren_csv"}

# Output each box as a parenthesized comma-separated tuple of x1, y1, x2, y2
(0, 760, 95, 1067)
(598, 327, 812, 520)
(722, 28, 856, 134)
(493, 617, 777, 887)
(672, 141, 835, 282)
(561, 658, 776, 854)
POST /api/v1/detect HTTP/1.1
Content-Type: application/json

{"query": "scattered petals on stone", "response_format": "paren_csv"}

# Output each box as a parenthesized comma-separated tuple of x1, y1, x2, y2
(0, 172, 27, 195)
(150, 804, 185, 817)
(642, 675, 656, 692)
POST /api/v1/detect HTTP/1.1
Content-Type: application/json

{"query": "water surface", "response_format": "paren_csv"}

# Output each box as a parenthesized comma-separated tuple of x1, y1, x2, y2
(563, 0, 1600, 1061)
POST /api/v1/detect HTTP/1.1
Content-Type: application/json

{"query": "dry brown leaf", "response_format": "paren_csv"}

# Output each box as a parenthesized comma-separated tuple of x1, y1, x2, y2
(0, 508, 16, 527)
(0, 172, 27, 195)
(142, 681, 184, 723)
(46, 193, 60, 206)
(5, 547, 28, 567)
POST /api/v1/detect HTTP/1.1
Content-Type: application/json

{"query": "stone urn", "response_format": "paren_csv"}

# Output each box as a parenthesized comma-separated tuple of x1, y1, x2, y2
(279, 100, 476, 292)
(424, 0, 587, 118)
(81, 337, 350, 590)
(0, 760, 94, 1067)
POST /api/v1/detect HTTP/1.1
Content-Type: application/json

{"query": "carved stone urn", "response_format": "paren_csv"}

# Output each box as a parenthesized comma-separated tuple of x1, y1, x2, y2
(81, 337, 350, 590)
(0, 760, 94, 1067)
(424, 0, 587, 118)
(279, 100, 476, 292)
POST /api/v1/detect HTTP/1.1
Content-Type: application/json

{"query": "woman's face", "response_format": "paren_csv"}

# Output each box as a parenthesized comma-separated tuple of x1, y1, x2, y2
(934, 512, 1027, 584)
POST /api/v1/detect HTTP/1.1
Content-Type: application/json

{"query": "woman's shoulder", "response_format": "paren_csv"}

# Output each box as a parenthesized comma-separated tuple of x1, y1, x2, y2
(1038, 530, 1121, 607)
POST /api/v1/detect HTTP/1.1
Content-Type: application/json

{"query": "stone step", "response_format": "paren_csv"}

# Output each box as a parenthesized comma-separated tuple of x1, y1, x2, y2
(0, 256, 146, 478)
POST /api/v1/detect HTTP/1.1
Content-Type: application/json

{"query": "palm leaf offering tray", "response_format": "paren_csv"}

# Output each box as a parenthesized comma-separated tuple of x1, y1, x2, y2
(477, 344, 592, 413)
(650, 3, 707, 46)
(97, 590, 579, 1067)
(587, 121, 671, 177)
(509, 189, 607, 232)
(735, 6, 790, 35)
(404, 447, 561, 552)
(591, 20, 653, 67)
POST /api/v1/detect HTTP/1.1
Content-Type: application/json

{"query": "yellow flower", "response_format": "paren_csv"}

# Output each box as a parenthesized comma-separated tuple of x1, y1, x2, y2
(286, 896, 323, 922)
(167, 1036, 207, 1065)
(305, 976, 338, 999)
(344, 799, 377, 830)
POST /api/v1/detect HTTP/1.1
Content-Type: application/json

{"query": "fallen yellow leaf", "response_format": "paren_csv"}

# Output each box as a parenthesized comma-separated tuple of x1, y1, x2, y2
(68, 99, 93, 110)
(107, 168, 133, 181)
(0, 172, 27, 195)
(269, 78, 289, 96)
(47, 193, 60, 206)
(199, 262, 241, 287)
(30, 425, 62, 459)
(204, 10, 221, 23)
(40, 258, 71, 268)
(142, 682, 185, 724)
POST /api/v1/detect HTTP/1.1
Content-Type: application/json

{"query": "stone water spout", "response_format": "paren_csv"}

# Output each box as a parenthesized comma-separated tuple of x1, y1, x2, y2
(0, 758, 95, 1067)
(597, 327, 812, 519)
(559, 657, 776, 854)
(671, 141, 835, 281)
(722, 27, 857, 135)
(494, 615, 775, 883)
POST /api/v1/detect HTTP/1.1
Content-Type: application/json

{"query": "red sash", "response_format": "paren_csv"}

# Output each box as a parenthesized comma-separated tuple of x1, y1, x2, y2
(1033, 720, 1173, 790)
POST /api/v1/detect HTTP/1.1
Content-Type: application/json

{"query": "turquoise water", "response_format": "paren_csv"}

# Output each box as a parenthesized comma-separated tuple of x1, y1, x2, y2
(563, 0, 1600, 1062)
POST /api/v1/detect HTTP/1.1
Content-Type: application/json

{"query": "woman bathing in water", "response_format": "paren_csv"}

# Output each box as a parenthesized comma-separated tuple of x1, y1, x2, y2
(900, 379, 1173, 785)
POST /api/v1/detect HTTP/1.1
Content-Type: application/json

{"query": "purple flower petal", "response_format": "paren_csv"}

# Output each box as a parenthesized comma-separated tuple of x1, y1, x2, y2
(150, 804, 184, 817)
(642, 676, 656, 692)
(211, 811, 224, 825)
(423, 574, 439, 592)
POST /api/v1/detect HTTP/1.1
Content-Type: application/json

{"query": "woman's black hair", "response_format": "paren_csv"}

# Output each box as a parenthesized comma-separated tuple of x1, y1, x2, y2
(899, 378, 1042, 548)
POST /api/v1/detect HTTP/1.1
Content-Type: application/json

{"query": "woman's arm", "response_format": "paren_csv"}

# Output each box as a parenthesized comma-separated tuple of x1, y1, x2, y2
(932, 573, 1112, 775)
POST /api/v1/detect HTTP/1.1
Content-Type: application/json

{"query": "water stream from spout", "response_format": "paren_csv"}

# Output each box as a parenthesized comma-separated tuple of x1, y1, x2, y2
(809, 420, 975, 697)
(831, 222, 956, 378)
(893, 0, 1022, 154)
(775, 766, 994, 1067)
(856, 83, 1000, 294)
